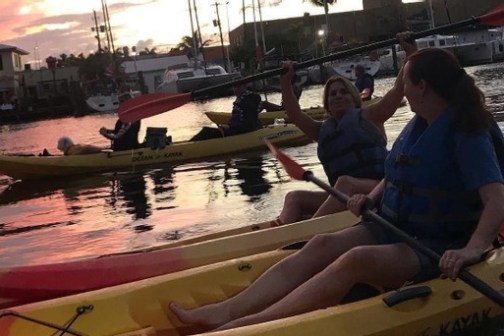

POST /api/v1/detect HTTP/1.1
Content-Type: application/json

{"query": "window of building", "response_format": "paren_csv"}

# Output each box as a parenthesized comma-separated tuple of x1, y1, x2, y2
(0, 56, 3, 71)
(15, 54, 20, 68)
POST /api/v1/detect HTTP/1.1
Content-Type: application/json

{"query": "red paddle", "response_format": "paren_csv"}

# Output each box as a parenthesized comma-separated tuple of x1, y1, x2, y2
(119, 5, 504, 122)
(265, 140, 504, 308)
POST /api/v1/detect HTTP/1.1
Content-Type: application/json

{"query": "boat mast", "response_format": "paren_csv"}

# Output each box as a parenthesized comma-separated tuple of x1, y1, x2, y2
(192, 0, 204, 61)
(103, 0, 116, 56)
(212, 2, 228, 71)
(101, 0, 111, 52)
(427, 0, 435, 29)
(187, 0, 199, 59)
(257, 0, 267, 55)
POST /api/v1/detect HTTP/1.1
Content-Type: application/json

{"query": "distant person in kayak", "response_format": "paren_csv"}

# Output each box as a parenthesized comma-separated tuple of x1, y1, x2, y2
(354, 64, 374, 101)
(169, 39, 504, 332)
(261, 72, 303, 112)
(99, 92, 141, 151)
(57, 136, 103, 155)
(190, 83, 262, 141)
(270, 34, 418, 227)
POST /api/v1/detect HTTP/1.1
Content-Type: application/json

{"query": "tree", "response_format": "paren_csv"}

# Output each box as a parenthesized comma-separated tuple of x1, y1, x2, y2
(305, 0, 337, 9)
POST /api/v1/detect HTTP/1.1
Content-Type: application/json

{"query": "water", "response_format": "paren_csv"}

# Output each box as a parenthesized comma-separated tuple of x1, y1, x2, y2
(1, 62, 504, 334)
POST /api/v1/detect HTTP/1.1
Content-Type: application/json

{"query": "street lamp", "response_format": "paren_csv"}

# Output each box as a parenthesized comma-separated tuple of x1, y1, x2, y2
(318, 29, 326, 56)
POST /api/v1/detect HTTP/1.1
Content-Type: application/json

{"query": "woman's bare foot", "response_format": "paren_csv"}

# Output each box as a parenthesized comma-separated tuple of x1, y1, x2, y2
(169, 302, 230, 329)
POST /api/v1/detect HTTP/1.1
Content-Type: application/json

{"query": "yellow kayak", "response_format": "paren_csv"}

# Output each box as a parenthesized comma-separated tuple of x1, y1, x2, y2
(0, 124, 310, 180)
(0, 212, 357, 309)
(205, 97, 384, 126)
(2, 221, 504, 335)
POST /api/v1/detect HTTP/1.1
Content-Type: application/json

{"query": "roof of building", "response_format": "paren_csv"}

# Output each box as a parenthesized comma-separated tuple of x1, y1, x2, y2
(0, 44, 29, 55)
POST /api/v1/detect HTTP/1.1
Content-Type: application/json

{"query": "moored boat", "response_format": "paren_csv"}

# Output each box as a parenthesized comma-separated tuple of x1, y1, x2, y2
(0, 124, 310, 180)
(205, 97, 384, 126)
(156, 61, 241, 97)
(328, 56, 381, 80)
(1, 232, 503, 336)
(0, 211, 357, 309)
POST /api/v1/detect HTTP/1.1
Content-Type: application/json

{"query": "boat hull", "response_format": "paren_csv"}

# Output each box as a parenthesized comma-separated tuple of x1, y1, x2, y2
(85, 94, 120, 113)
(1, 232, 504, 336)
(0, 124, 310, 180)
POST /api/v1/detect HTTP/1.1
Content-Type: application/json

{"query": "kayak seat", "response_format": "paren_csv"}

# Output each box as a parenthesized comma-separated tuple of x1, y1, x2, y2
(143, 127, 172, 150)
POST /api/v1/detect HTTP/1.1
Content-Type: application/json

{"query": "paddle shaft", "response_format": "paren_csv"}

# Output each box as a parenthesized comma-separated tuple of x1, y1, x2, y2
(303, 171, 504, 308)
(192, 15, 487, 99)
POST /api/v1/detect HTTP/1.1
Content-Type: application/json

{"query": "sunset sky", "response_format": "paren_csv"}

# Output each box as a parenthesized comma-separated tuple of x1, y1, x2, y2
(1, 0, 421, 67)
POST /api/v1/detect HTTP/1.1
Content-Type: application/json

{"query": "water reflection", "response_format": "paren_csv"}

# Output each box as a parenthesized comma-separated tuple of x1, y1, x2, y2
(0, 168, 179, 237)
(233, 157, 272, 201)
(113, 174, 151, 220)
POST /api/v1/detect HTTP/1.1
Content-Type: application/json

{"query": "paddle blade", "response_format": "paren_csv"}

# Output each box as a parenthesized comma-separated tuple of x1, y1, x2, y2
(265, 141, 305, 181)
(480, 5, 504, 26)
(118, 92, 192, 122)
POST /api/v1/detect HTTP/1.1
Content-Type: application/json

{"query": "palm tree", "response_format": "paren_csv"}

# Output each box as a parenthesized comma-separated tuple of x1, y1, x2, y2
(305, 0, 337, 33)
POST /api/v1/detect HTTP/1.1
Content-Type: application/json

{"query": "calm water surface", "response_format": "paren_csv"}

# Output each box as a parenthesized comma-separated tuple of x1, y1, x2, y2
(1, 62, 504, 334)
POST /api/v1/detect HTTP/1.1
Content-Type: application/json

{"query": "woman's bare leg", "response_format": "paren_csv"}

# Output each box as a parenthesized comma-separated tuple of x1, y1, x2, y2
(218, 243, 420, 330)
(313, 176, 380, 218)
(278, 190, 327, 224)
(169, 225, 377, 328)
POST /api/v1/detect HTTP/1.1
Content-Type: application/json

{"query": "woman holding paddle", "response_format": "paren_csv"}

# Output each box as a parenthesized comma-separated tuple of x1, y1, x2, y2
(169, 40, 504, 331)
(272, 35, 416, 226)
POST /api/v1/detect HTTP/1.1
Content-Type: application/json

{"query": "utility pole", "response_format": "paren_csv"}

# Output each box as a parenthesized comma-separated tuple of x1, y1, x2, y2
(212, 2, 228, 72)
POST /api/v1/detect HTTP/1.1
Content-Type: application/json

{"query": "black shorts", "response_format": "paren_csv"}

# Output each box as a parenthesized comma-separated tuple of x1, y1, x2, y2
(360, 221, 467, 283)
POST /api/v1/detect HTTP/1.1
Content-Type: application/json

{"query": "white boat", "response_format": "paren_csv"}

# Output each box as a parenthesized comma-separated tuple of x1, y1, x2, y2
(328, 57, 381, 80)
(264, 68, 310, 89)
(0, 103, 14, 111)
(455, 29, 504, 65)
(379, 30, 504, 75)
(85, 93, 119, 113)
(378, 34, 471, 75)
(156, 60, 241, 94)
(85, 90, 141, 113)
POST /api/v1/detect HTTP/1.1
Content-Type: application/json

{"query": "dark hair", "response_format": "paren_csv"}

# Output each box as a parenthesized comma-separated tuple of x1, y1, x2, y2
(406, 48, 491, 133)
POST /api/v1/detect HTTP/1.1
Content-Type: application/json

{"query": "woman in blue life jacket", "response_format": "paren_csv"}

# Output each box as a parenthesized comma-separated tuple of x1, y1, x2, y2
(169, 39, 504, 331)
(272, 35, 417, 227)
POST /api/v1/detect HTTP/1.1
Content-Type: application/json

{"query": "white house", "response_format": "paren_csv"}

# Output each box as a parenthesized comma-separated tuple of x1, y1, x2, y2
(0, 44, 29, 108)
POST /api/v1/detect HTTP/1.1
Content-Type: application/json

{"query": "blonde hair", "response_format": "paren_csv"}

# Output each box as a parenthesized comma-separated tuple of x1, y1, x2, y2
(57, 136, 74, 152)
(322, 75, 362, 112)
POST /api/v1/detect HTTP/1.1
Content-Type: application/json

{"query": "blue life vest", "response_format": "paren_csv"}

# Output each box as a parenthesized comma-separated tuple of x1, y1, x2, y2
(380, 111, 489, 242)
(317, 108, 388, 186)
